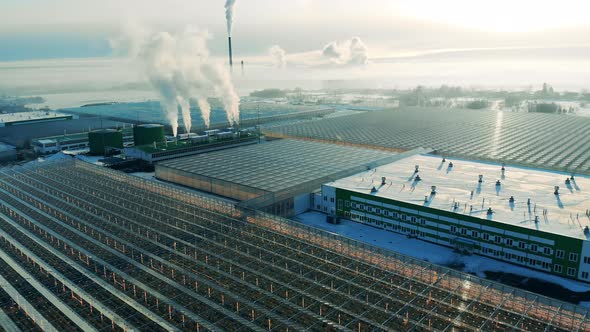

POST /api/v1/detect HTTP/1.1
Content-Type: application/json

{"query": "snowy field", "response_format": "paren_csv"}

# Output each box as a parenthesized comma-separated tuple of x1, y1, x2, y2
(293, 211, 590, 299)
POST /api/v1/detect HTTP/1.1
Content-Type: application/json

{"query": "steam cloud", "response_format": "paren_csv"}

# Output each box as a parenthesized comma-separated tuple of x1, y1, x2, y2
(269, 36, 369, 68)
(224, 0, 237, 36)
(321, 37, 369, 65)
(115, 26, 240, 136)
(269, 45, 287, 68)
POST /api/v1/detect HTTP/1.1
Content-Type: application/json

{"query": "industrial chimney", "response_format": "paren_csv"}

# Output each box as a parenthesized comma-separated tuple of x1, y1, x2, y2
(228, 37, 233, 69)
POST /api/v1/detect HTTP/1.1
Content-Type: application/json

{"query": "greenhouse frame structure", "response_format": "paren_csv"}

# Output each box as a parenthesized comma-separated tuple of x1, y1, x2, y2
(0, 159, 588, 331)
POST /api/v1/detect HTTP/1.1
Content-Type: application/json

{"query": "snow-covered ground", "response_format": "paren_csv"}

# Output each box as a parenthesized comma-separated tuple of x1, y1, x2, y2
(293, 211, 590, 296)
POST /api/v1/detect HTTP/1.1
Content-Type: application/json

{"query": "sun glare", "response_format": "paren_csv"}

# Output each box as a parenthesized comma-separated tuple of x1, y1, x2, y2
(395, 0, 590, 32)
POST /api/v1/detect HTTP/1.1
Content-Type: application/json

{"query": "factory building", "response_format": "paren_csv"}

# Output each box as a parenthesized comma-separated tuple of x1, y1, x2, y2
(156, 139, 424, 216)
(0, 111, 76, 127)
(124, 129, 259, 163)
(319, 154, 590, 282)
(32, 128, 133, 155)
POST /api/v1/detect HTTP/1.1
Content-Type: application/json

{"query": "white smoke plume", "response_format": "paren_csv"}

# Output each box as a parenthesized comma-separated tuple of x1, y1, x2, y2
(176, 96, 192, 133)
(269, 45, 287, 68)
(115, 25, 240, 135)
(196, 98, 211, 128)
(201, 63, 240, 125)
(224, 0, 237, 36)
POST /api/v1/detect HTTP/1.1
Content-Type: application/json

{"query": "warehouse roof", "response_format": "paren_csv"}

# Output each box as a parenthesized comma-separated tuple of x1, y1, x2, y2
(327, 154, 590, 240)
(158, 139, 407, 195)
(0, 111, 71, 124)
(265, 108, 590, 175)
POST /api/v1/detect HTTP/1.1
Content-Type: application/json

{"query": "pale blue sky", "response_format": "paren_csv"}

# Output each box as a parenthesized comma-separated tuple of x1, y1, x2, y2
(1, 0, 590, 61)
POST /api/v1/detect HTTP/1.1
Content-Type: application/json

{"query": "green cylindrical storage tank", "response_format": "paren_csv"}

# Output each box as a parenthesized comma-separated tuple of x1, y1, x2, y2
(88, 129, 124, 155)
(133, 124, 166, 146)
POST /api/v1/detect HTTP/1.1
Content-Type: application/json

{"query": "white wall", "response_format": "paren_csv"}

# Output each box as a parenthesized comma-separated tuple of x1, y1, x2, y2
(294, 193, 311, 215)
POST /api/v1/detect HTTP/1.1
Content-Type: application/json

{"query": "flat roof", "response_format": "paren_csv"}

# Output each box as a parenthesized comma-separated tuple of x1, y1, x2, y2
(327, 154, 590, 240)
(158, 139, 399, 194)
(266, 108, 590, 175)
(0, 111, 71, 123)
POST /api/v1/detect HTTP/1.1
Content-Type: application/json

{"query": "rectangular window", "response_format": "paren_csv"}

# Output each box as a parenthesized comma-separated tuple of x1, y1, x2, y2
(393, 212, 399, 219)
(584, 256, 590, 264)
(506, 238, 513, 246)
(543, 247, 552, 255)
(569, 253, 579, 262)
(554, 264, 563, 273)
(330, 197, 335, 203)
(420, 218, 426, 225)
(411, 216, 417, 223)
(345, 201, 351, 208)
(542, 262, 550, 269)
(483, 233, 489, 241)
(518, 242, 526, 249)
(567, 267, 576, 277)
(461, 228, 467, 235)
(472, 231, 478, 238)
(556, 250, 564, 259)
(324, 196, 327, 201)
(450, 226, 457, 233)
(495, 236, 501, 244)
(401, 214, 407, 221)
(582, 272, 589, 279)
(530, 244, 538, 252)
(376, 208, 381, 214)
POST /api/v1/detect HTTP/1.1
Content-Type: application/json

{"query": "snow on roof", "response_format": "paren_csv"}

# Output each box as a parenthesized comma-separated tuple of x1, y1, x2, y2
(327, 154, 590, 240)
(0, 111, 71, 123)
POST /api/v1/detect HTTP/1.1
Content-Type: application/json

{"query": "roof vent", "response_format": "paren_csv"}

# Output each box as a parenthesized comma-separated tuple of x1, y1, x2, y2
(487, 208, 493, 215)
(424, 195, 428, 203)
(527, 198, 531, 205)
(381, 177, 386, 185)
(584, 226, 589, 236)
(431, 186, 437, 194)
(442, 157, 446, 162)
(478, 175, 483, 183)
(554, 186, 559, 195)
(509, 196, 515, 203)
(501, 162, 506, 171)
(496, 180, 501, 186)
(448, 162, 454, 168)
(415, 175, 422, 182)
(414, 165, 419, 173)
(371, 186, 378, 193)
(565, 178, 571, 185)
(535, 215, 539, 223)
